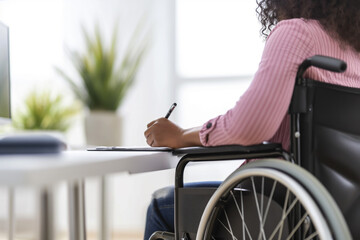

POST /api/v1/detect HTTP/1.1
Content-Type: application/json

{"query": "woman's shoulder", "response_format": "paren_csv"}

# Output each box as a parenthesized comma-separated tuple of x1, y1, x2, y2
(272, 18, 318, 32)
(268, 18, 321, 41)
(277, 18, 319, 27)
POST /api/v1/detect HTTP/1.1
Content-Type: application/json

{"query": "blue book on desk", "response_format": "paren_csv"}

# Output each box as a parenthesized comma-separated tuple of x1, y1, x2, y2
(0, 134, 65, 154)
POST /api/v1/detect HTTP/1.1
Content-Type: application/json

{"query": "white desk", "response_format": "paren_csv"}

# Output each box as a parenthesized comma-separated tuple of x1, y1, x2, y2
(0, 150, 179, 240)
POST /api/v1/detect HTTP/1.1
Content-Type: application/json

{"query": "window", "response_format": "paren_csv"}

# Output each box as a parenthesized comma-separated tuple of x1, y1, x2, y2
(174, 0, 265, 127)
(0, 0, 64, 108)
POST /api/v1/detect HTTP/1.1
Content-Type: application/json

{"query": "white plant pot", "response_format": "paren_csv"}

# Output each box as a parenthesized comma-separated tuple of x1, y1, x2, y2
(85, 110, 122, 146)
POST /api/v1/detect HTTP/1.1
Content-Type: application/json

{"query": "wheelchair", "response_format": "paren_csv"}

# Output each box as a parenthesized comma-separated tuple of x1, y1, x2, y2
(150, 55, 358, 240)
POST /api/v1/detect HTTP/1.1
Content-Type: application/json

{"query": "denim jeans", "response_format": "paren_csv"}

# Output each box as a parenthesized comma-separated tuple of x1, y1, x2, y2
(144, 182, 221, 240)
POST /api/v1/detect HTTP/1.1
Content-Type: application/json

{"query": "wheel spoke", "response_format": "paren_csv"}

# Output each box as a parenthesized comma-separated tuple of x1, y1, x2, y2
(230, 190, 253, 240)
(261, 177, 264, 219)
(278, 189, 290, 240)
(269, 197, 298, 240)
(224, 209, 236, 240)
(240, 190, 246, 240)
(216, 217, 238, 240)
(257, 180, 278, 240)
(263, 181, 277, 224)
(304, 231, 319, 240)
(286, 212, 308, 240)
(257, 177, 268, 240)
(251, 177, 267, 240)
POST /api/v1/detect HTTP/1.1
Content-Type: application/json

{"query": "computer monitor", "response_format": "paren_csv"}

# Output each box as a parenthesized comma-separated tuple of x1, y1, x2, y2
(0, 22, 11, 124)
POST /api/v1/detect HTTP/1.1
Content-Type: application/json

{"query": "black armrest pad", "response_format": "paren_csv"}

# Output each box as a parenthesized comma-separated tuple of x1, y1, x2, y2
(172, 142, 282, 156)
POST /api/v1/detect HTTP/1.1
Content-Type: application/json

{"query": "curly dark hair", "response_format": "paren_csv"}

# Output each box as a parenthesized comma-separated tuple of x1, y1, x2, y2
(256, 0, 360, 51)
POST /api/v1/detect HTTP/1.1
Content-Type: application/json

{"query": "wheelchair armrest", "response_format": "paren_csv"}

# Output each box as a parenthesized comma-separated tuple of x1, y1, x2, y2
(172, 142, 282, 156)
(174, 142, 289, 188)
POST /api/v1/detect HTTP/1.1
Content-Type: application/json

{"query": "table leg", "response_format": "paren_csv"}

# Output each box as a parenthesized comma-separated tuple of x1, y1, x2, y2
(39, 188, 54, 240)
(8, 188, 14, 240)
(68, 180, 87, 240)
(100, 176, 109, 240)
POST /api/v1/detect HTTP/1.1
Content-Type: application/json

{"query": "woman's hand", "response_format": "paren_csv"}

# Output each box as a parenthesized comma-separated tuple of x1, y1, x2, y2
(144, 118, 202, 148)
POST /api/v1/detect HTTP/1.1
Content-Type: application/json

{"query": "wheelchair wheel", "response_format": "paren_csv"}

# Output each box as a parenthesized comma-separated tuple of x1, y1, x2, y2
(196, 159, 351, 240)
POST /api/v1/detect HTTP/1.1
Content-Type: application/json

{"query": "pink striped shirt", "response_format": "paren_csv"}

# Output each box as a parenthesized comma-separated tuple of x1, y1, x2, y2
(199, 18, 360, 150)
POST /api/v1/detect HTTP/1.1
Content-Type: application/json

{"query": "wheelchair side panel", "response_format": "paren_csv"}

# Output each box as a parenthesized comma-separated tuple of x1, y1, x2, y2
(176, 187, 217, 240)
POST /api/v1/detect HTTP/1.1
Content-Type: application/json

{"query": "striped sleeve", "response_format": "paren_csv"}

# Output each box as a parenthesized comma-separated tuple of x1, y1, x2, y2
(199, 19, 314, 146)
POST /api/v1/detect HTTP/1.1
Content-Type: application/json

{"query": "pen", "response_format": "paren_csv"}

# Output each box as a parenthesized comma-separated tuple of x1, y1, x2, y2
(165, 103, 177, 119)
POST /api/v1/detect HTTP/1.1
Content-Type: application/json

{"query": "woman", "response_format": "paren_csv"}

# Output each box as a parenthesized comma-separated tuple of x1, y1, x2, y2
(143, 0, 360, 239)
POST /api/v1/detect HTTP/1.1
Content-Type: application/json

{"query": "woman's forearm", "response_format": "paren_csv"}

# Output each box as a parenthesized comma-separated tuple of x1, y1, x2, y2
(181, 126, 202, 147)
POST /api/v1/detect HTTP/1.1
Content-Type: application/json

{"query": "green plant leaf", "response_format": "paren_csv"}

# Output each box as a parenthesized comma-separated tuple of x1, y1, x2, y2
(55, 20, 149, 111)
(13, 90, 80, 132)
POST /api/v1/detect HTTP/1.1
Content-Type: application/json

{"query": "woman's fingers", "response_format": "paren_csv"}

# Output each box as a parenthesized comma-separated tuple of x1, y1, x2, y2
(144, 120, 157, 138)
(147, 119, 158, 128)
(145, 133, 154, 146)
(144, 127, 151, 138)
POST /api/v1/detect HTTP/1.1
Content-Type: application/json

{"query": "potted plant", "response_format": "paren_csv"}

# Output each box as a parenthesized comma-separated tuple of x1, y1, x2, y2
(13, 90, 80, 139)
(55, 24, 147, 146)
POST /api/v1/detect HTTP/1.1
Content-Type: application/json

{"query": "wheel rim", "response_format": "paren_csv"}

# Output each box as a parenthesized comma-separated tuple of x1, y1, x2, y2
(196, 168, 333, 240)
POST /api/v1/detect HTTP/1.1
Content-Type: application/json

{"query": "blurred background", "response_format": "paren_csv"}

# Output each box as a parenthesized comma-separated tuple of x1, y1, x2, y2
(0, 0, 264, 239)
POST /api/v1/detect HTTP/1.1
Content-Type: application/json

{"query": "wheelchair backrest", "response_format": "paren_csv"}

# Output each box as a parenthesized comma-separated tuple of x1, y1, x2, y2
(291, 78, 360, 237)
